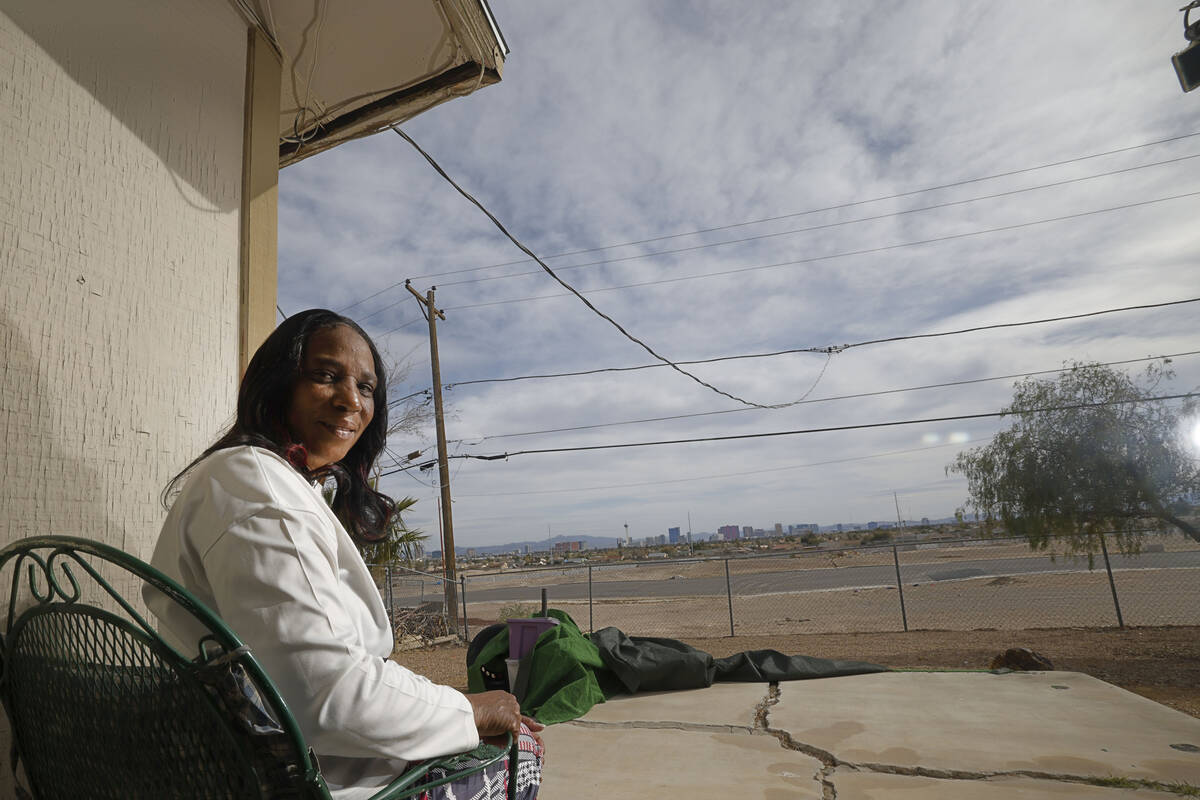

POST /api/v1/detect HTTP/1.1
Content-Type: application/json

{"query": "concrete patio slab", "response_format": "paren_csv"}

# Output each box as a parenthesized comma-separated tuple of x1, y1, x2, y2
(537, 671, 1200, 797)
(831, 772, 1173, 798)
(768, 671, 1200, 784)
(537, 724, 824, 798)
(563, 682, 767, 730)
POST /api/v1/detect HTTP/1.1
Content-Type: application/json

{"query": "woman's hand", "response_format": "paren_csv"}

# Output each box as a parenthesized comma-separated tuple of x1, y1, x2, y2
(468, 693, 546, 760)
(467, 690, 524, 738)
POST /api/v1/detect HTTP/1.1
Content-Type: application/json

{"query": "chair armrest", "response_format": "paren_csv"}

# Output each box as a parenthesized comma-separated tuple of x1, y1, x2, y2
(367, 732, 517, 800)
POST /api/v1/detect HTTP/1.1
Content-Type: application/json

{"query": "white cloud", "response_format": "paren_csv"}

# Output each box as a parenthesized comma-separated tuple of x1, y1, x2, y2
(279, 0, 1200, 545)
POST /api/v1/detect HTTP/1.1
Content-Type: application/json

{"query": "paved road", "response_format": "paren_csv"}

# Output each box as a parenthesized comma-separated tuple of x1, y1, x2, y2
(436, 550, 1200, 605)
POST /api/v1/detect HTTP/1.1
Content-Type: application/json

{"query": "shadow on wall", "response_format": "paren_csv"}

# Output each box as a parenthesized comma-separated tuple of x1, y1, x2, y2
(0, 311, 113, 548)
(2, 0, 244, 213)
(0, 311, 117, 798)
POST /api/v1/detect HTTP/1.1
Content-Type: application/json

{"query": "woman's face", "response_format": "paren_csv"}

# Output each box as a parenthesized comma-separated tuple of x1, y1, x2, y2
(286, 325, 377, 470)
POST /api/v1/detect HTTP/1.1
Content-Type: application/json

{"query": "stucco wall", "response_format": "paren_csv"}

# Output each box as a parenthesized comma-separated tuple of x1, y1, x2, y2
(0, 0, 248, 789)
(0, 0, 246, 556)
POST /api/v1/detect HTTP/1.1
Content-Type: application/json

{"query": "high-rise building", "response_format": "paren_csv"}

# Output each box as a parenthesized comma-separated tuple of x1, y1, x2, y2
(718, 524, 739, 541)
(668, 526, 681, 544)
(742, 525, 753, 538)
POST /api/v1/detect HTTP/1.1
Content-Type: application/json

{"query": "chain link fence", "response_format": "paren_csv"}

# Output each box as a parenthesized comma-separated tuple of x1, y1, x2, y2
(366, 564, 455, 647)
(448, 530, 1200, 638)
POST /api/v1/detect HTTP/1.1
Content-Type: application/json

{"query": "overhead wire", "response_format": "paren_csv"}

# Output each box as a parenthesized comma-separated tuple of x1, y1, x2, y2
(428, 151, 1200, 291)
(376, 391, 1198, 472)
(362, 192, 1199, 336)
(442, 350, 1200, 442)
(439, 191, 1200, 313)
(339, 129, 1200, 311)
(350, 150, 1200, 327)
(390, 126, 797, 410)
(423, 298, 1200, 390)
(381, 444, 436, 489)
(453, 438, 993, 497)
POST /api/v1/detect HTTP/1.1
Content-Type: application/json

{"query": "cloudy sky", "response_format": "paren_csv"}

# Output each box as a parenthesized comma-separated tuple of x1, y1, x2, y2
(278, 1, 1200, 548)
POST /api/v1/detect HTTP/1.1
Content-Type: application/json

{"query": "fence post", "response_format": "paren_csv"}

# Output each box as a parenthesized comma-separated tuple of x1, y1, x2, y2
(587, 564, 594, 633)
(384, 565, 394, 630)
(1099, 532, 1125, 629)
(725, 559, 735, 637)
(892, 544, 909, 632)
(459, 575, 470, 642)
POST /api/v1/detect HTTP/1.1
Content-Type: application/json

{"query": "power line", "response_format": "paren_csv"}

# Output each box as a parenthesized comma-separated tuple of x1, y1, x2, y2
(437, 299, 1200, 390)
(453, 438, 991, 497)
(375, 392, 1196, 470)
(349, 151, 1200, 325)
(389, 388, 432, 407)
(355, 150, 1200, 327)
(440, 191, 1200, 313)
(375, 316, 426, 341)
(446, 350, 1200, 442)
(340, 129, 1200, 310)
(390, 126, 794, 411)
(429, 149, 1200, 291)
(381, 444, 437, 489)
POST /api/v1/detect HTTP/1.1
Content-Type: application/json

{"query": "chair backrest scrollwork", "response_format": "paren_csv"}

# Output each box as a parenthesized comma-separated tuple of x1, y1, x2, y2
(0, 536, 329, 800)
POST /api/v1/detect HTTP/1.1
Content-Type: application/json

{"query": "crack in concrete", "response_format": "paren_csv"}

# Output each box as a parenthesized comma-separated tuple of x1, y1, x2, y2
(756, 683, 840, 798)
(755, 684, 1193, 798)
(561, 719, 757, 736)
(818, 765, 838, 800)
(556, 684, 1193, 797)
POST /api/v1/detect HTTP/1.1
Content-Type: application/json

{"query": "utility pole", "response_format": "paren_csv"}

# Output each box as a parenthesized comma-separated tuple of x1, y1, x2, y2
(687, 511, 693, 556)
(406, 281, 457, 631)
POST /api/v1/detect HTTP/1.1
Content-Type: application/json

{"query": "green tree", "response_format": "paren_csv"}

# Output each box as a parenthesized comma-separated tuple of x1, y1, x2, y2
(947, 360, 1199, 554)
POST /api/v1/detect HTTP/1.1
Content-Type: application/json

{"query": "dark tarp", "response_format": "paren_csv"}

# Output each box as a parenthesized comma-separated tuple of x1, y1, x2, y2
(591, 626, 888, 694)
(466, 610, 887, 724)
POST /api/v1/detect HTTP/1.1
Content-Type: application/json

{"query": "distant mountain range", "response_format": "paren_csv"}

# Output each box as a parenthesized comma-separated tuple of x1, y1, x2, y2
(438, 533, 622, 557)
(441, 517, 968, 556)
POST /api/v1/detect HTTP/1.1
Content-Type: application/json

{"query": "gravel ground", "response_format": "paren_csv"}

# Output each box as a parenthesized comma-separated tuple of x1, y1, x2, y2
(393, 625, 1200, 719)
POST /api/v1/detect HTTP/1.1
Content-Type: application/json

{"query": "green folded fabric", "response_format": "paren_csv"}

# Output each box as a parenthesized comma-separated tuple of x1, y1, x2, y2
(467, 610, 615, 724)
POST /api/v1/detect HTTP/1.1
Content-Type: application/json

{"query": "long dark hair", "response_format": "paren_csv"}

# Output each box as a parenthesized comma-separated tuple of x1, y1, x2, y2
(164, 309, 394, 543)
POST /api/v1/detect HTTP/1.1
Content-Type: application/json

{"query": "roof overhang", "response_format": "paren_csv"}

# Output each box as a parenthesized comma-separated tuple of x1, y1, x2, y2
(235, 0, 508, 168)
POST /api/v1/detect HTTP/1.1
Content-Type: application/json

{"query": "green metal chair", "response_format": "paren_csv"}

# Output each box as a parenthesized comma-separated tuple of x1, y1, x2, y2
(0, 536, 517, 799)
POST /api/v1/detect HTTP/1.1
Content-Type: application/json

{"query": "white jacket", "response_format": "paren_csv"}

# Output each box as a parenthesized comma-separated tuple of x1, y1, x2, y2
(146, 445, 478, 799)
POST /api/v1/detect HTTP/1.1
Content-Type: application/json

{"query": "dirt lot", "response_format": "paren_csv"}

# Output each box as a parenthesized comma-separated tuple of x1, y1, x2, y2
(394, 625, 1200, 719)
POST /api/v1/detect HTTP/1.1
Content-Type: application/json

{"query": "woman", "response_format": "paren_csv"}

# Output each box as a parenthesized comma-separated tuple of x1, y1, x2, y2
(147, 309, 543, 800)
